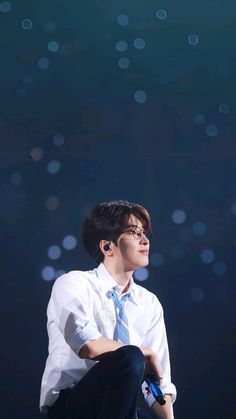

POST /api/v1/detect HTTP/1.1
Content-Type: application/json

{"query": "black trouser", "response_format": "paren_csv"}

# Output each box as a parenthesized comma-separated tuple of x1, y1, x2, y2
(47, 345, 153, 419)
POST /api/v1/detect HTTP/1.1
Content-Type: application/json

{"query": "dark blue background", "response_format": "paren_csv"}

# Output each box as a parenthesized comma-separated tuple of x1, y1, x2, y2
(1, 1, 236, 418)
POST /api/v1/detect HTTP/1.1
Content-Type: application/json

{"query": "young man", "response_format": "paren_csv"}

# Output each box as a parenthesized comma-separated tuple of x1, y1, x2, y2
(40, 200, 176, 419)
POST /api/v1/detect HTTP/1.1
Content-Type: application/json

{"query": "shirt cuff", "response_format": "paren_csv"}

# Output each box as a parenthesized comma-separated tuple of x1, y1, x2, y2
(141, 381, 177, 408)
(68, 321, 102, 355)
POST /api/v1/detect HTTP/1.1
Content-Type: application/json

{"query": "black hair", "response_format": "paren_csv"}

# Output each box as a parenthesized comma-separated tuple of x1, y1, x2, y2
(82, 200, 152, 263)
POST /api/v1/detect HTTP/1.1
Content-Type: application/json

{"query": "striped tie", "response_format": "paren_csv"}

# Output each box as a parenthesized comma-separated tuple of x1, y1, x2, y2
(107, 288, 131, 344)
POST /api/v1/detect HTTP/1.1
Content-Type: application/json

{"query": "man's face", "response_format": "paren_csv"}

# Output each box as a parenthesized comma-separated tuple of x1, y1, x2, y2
(115, 215, 150, 271)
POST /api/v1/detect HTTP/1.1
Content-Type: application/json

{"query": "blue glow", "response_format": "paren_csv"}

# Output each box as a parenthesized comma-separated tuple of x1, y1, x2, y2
(48, 41, 59, 52)
(212, 261, 227, 275)
(118, 57, 130, 69)
(134, 267, 149, 281)
(200, 249, 215, 264)
(0, 1, 11, 13)
(134, 90, 147, 104)
(150, 252, 164, 267)
(117, 14, 129, 26)
(192, 222, 207, 236)
(41, 266, 55, 281)
(190, 288, 205, 303)
(53, 133, 64, 146)
(21, 18, 33, 30)
(205, 123, 218, 136)
(188, 34, 199, 46)
(133, 38, 146, 50)
(30, 147, 44, 161)
(62, 235, 77, 250)
(115, 41, 128, 52)
(156, 9, 167, 20)
(171, 209, 186, 224)
(45, 196, 59, 210)
(193, 113, 205, 125)
(38, 57, 50, 70)
(47, 160, 61, 174)
(48, 245, 61, 260)
(219, 103, 230, 114)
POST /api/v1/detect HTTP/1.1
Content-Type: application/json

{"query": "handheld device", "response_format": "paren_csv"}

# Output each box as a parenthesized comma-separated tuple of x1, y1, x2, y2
(145, 374, 166, 406)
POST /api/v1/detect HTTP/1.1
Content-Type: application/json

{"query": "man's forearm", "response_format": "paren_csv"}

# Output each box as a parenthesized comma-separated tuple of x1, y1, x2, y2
(152, 395, 174, 419)
(79, 336, 124, 359)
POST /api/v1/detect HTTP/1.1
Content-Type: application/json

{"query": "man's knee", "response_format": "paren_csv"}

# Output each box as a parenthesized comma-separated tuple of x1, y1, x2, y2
(115, 345, 145, 378)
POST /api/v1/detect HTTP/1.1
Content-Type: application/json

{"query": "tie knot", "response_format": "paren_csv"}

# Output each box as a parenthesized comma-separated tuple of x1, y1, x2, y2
(107, 289, 131, 310)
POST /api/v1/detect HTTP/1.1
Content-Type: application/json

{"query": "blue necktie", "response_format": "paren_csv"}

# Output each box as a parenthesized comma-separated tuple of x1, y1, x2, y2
(107, 289, 166, 406)
(107, 288, 131, 344)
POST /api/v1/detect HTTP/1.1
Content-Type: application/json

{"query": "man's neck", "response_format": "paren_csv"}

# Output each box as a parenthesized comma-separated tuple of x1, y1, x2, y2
(103, 261, 133, 291)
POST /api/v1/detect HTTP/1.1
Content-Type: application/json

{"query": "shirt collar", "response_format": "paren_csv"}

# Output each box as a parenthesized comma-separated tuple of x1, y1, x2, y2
(95, 263, 139, 305)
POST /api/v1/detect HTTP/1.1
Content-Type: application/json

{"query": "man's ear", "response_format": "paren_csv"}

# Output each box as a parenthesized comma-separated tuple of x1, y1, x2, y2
(99, 240, 112, 256)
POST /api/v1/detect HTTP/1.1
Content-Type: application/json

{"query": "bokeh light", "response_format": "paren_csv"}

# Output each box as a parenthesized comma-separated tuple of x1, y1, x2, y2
(38, 57, 50, 70)
(134, 90, 147, 104)
(200, 249, 215, 264)
(115, 41, 128, 52)
(21, 18, 33, 30)
(155, 9, 167, 20)
(47, 160, 61, 174)
(134, 267, 149, 281)
(62, 235, 77, 250)
(187, 34, 199, 46)
(150, 252, 165, 267)
(212, 261, 227, 275)
(45, 196, 59, 210)
(193, 113, 205, 125)
(47, 245, 61, 260)
(48, 41, 59, 52)
(171, 209, 186, 224)
(192, 222, 207, 236)
(53, 133, 65, 146)
(117, 14, 129, 26)
(205, 123, 218, 137)
(41, 266, 55, 281)
(133, 38, 146, 50)
(219, 103, 230, 114)
(0, 1, 11, 13)
(118, 57, 130, 69)
(30, 147, 44, 161)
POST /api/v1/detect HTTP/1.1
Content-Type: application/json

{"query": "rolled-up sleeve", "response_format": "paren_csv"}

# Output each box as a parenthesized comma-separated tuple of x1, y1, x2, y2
(141, 295, 177, 406)
(47, 273, 102, 356)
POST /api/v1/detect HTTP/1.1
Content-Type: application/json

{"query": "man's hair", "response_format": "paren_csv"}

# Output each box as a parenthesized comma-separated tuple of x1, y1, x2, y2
(82, 200, 152, 263)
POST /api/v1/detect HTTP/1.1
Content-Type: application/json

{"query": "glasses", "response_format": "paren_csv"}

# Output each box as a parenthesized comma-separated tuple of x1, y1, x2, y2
(122, 224, 151, 240)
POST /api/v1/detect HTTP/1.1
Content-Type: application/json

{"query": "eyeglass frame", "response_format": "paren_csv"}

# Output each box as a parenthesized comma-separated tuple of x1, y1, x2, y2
(121, 224, 152, 240)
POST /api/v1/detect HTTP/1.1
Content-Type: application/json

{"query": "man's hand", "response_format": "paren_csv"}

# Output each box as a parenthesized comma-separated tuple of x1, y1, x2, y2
(140, 347, 174, 419)
(140, 346, 163, 384)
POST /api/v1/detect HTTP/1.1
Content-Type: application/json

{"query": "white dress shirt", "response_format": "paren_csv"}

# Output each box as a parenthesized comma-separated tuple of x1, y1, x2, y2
(40, 263, 176, 413)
